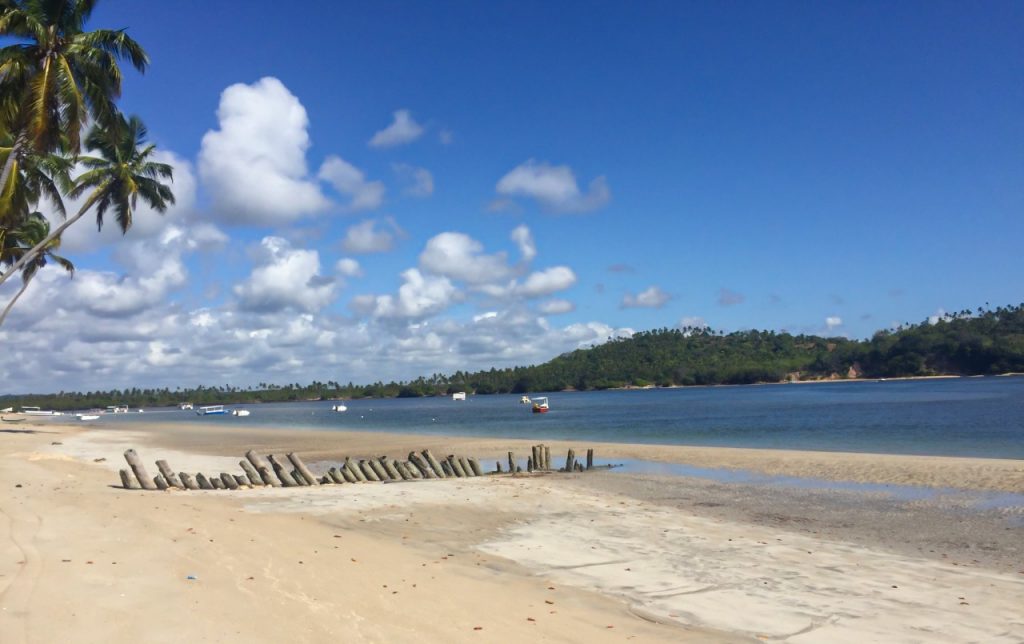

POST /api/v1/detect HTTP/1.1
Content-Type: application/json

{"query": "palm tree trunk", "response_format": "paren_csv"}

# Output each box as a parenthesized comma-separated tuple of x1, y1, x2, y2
(0, 275, 32, 328)
(0, 185, 103, 289)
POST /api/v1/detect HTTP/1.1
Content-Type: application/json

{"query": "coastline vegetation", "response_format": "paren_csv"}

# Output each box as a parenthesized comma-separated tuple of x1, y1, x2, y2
(3, 303, 1023, 411)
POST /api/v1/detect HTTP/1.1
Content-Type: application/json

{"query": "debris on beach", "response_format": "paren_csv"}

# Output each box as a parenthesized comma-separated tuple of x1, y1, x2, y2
(117, 444, 612, 491)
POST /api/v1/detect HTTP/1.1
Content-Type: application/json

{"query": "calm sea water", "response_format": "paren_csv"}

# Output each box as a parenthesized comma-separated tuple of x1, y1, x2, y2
(109, 376, 1024, 459)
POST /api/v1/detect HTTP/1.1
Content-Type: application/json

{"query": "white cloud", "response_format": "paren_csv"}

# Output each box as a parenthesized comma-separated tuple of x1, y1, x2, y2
(679, 316, 708, 331)
(336, 258, 362, 278)
(825, 316, 843, 330)
(622, 286, 671, 309)
(419, 232, 512, 285)
(350, 268, 457, 319)
(927, 308, 952, 325)
(393, 163, 434, 197)
(341, 218, 404, 254)
(318, 155, 385, 211)
(538, 299, 574, 315)
(516, 266, 577, 297)
(510, 225, 536, 263)
(495, 160, 610, 213)
(234, 237, 335, 313)
(199, 77, 329, 225)
(368, 109, 424, 148)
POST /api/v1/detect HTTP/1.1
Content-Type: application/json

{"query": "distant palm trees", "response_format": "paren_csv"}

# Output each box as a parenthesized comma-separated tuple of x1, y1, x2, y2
(0, 0, 171, 326)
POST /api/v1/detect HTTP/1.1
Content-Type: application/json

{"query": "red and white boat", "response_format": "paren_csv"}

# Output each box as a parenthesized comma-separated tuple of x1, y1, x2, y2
(531, 397, 549, 414)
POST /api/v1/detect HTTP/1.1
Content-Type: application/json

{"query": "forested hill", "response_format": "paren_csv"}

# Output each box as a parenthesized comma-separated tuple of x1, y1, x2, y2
(4, 305, 1024, 410)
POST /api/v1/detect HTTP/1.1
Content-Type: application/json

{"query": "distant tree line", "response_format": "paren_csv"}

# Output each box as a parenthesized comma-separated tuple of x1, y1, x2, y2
(3, 304, 1023, 411)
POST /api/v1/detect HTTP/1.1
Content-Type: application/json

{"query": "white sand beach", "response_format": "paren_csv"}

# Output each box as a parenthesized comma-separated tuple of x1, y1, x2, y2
(2, 419, 1022, 643)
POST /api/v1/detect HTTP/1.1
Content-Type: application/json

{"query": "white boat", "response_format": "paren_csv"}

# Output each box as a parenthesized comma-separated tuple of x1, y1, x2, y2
(231, 409, 250, 417)
(21, 406, 62, 416)
(0, 407, 12, 413)
(105, 405, 129, 414)
(331, 404, 348, 412)
(452, 392, 466, 401)
(197, 405, 226, 416)
(77, 414, 100, 421)
(520, 395, 532, 404)
(179, 402, 194, 410)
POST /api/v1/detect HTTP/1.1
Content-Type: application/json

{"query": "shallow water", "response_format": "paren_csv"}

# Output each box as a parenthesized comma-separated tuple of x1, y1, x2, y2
(107, 376, 1024, 459)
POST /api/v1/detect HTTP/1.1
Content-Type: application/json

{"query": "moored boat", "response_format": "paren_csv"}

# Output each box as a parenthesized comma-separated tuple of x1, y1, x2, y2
(520, 395, 532, 404)
(179, 402, 194, 410)
(21, 406, 62, 416)
(77, 414, 100, 421)
(452, 392, 466, 401)
(331, 404, 347, 412)
(231, 409, 250, 417)
(531, 397, 549, 414)
(197, 405, 226, 416)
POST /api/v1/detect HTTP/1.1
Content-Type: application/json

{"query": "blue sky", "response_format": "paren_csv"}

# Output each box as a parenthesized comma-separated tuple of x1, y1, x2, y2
(2, 1, 1022, 391)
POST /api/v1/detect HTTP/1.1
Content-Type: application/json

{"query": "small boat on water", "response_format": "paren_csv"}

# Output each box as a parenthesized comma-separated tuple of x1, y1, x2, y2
(520, 395, 532, 404)
(0, 407, 12, 413)
(531, 396, 549, 414)
(231, 409, 250, 417)
(452, 392, 466, 401)
(197, 405, 226, 416)
(77, 414, 100, 421)
(21, 406, 62, 416)
(331, 404, 347, 412)
(179, 402, 194, 410)
(105, 405, 129, 414)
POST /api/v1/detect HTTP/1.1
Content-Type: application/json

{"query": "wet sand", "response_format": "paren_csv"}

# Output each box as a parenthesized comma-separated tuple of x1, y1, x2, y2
(2, 419, 1023, 642)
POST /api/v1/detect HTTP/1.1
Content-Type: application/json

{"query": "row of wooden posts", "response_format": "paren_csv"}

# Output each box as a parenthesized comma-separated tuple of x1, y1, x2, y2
(119, 444, 602, 491)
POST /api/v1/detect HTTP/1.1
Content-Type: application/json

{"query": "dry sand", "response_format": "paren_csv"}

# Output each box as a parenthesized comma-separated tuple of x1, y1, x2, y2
(2, 419, 1023, 643)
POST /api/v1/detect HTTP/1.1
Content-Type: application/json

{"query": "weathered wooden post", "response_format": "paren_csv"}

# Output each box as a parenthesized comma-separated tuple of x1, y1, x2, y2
(196, 473, 214, 490)
(586, 448, 594, 470)
(327, 467, 345, 484)
(221, 473, 240, 490)
(153, 474, 169, 490)
(287, 453, 320, 486)
(457, 456, 475, 477)
(544, 445, 551, 471)
(441, 460, 454, 477)
(379, 457, 401, 480)
(341, 460, 361, 482)
(245, 450, 280, 487)
(368, 459, 390, 481)
(508, 451, 515, 474)
(495, 461, 503, 474)
(422, 450, 447, 478)
(210, 476, 226, 490)
(359, 460, 381, 482)
(531, 446, 540, 471)
(180, 473, 199, 490)
(239, 460, 263, 486)
(409, 452, 435, 479)
(394, 460, 413, 480)
(234, 474, 250, 488)
(155, 460, 182, 488)
(527, 456, 534, 472)
(267, 455, 299, 487)
(290, 469, 308, 486)
(564, 449, 575, 472)
(119, 469, 138, 489)
(123, 449, 157, 490)
(447, 455, 467, 477)
(467, 457, 484, 477)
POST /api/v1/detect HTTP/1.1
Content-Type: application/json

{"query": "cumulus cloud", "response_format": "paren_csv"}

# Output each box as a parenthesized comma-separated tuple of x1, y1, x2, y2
(234, 237, 335, 313)
(927, 308, 952, 325)
(718, 288, 745, 307)
(538, 299, 575, 315)
(510, 225, 536, 263)
(825, 316, 843, 330)
(368, 109, 424, 148)
(318, 155, 385, 211)
(336, 258, 362, 278)
(199, 77, 329, 225)
(341, 218, 404, 254)
(516, 266, 577, 298)
(419, 232, 512, 285)
(495, 160, 610, 213)
(350, 268, 457, 319)
(679, 316, 708, 332)
(393, 163, 434, 197)
(621, 286, 671, 309)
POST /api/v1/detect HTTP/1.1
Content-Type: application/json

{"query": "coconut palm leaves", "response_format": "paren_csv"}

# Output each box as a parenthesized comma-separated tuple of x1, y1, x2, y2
(0, 0, 148, 197)
(0, 211, 73, 326)
(0, 113, 173, 290)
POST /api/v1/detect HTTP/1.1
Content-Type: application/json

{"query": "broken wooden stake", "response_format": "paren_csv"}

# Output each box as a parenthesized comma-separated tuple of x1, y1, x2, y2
(287, 453, 320, 486)
(119, 469, 137, 490)
(123, 449, 156, 490)
(156, 460, 182, 488)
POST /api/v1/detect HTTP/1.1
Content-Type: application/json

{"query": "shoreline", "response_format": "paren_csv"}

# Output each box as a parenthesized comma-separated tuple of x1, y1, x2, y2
(3, 421, 1023, 642)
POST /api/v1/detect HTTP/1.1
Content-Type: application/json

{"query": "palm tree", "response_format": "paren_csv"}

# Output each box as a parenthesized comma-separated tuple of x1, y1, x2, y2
(0, 113, 173, 289)
(0, 211, 73, 327)
(1, 126, 71, 228)
(0, 0, 148, 196)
